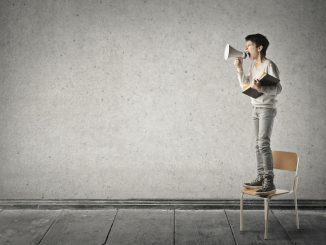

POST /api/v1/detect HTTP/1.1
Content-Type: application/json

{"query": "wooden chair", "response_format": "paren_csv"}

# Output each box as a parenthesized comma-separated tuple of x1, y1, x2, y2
(240, 151, 300, 239)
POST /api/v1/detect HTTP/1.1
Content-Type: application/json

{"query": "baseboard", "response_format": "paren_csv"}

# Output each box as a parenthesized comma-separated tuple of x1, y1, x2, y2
(0, 199, 325, 210)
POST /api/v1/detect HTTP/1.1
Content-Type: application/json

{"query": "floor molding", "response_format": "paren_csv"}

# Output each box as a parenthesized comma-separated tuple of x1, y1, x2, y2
(0, 199, 325, 210)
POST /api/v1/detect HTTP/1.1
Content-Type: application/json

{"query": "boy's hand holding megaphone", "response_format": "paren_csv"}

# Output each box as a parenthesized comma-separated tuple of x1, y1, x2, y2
(234, 57, 243, 73)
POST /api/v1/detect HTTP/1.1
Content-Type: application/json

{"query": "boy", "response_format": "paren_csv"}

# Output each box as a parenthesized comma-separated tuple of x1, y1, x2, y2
(234, 33, 282, 195)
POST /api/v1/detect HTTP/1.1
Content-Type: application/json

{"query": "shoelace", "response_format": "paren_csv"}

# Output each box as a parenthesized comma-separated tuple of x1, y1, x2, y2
(250, 177, 262, 184)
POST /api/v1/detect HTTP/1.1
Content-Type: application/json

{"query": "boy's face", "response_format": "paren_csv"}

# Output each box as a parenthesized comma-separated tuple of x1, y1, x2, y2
(245, 41, 262, 60)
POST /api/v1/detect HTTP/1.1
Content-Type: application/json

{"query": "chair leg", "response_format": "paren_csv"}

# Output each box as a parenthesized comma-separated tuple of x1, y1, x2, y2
(294, 191, 300, 229)
(264, 198, 269, 240)
(240, 193, 244, 231)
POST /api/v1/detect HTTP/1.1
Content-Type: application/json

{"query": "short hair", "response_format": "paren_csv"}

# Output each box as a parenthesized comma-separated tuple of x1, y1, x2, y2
(245, 34, 269, 57)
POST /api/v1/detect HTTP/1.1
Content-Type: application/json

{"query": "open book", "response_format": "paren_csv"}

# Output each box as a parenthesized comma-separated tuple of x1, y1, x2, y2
(242, 72, 280, 98)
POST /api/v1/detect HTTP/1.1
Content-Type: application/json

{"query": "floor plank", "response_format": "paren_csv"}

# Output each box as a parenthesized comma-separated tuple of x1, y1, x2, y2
(0, 208, 323, 245)
(225, 210, 292, 244)
(39, 209, 117, 245)
(175, 210, 236, 245)
(0, 209, 60, 245)
(273, 210, 326, 245)
(105, 209, 174, 245)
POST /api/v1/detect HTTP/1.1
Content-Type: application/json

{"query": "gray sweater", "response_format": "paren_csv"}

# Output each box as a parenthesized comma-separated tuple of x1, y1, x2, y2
(237, 59, 282, 108)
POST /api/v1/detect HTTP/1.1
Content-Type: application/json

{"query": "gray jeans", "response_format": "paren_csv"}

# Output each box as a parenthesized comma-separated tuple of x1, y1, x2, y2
(252, 107, 277, 178)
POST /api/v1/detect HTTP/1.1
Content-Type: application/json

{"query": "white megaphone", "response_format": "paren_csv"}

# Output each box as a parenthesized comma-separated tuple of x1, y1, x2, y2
(224, 44, 249, 60)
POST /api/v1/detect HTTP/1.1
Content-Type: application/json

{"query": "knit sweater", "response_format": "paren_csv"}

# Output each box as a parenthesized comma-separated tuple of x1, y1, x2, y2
(237, 59, 282, 108)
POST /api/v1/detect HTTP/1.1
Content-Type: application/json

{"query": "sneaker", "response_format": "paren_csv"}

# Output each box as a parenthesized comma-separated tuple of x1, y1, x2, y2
(256, 176, 276, 195)
(243, 175, 264, 189)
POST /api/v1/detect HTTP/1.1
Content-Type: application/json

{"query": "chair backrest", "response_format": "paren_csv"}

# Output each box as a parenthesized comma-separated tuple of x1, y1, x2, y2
(272, 151, 298, 172)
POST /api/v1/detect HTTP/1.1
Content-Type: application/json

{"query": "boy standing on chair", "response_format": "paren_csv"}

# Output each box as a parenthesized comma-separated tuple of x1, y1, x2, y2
(234, 34, 282, 195)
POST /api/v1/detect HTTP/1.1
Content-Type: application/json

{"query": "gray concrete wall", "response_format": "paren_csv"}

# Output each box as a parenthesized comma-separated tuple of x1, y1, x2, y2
(0, 0, 325, 199)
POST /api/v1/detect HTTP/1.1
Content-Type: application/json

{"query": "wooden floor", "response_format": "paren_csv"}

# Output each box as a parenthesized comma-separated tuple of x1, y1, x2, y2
(0, 208, 325, 245)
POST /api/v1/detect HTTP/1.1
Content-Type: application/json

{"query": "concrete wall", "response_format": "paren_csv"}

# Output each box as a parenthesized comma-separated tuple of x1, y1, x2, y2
(0, 0, 325, 199)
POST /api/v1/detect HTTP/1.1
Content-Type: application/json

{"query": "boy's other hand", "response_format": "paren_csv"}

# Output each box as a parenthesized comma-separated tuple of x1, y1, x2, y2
(251, 79, 262, 91)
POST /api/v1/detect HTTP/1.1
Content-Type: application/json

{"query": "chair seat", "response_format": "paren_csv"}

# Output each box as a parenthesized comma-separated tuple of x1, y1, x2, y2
(241, 188, 290, 198)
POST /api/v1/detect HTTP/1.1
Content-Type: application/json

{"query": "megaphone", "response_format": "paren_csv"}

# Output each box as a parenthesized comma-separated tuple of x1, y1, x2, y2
(224, 44, 249, 60)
